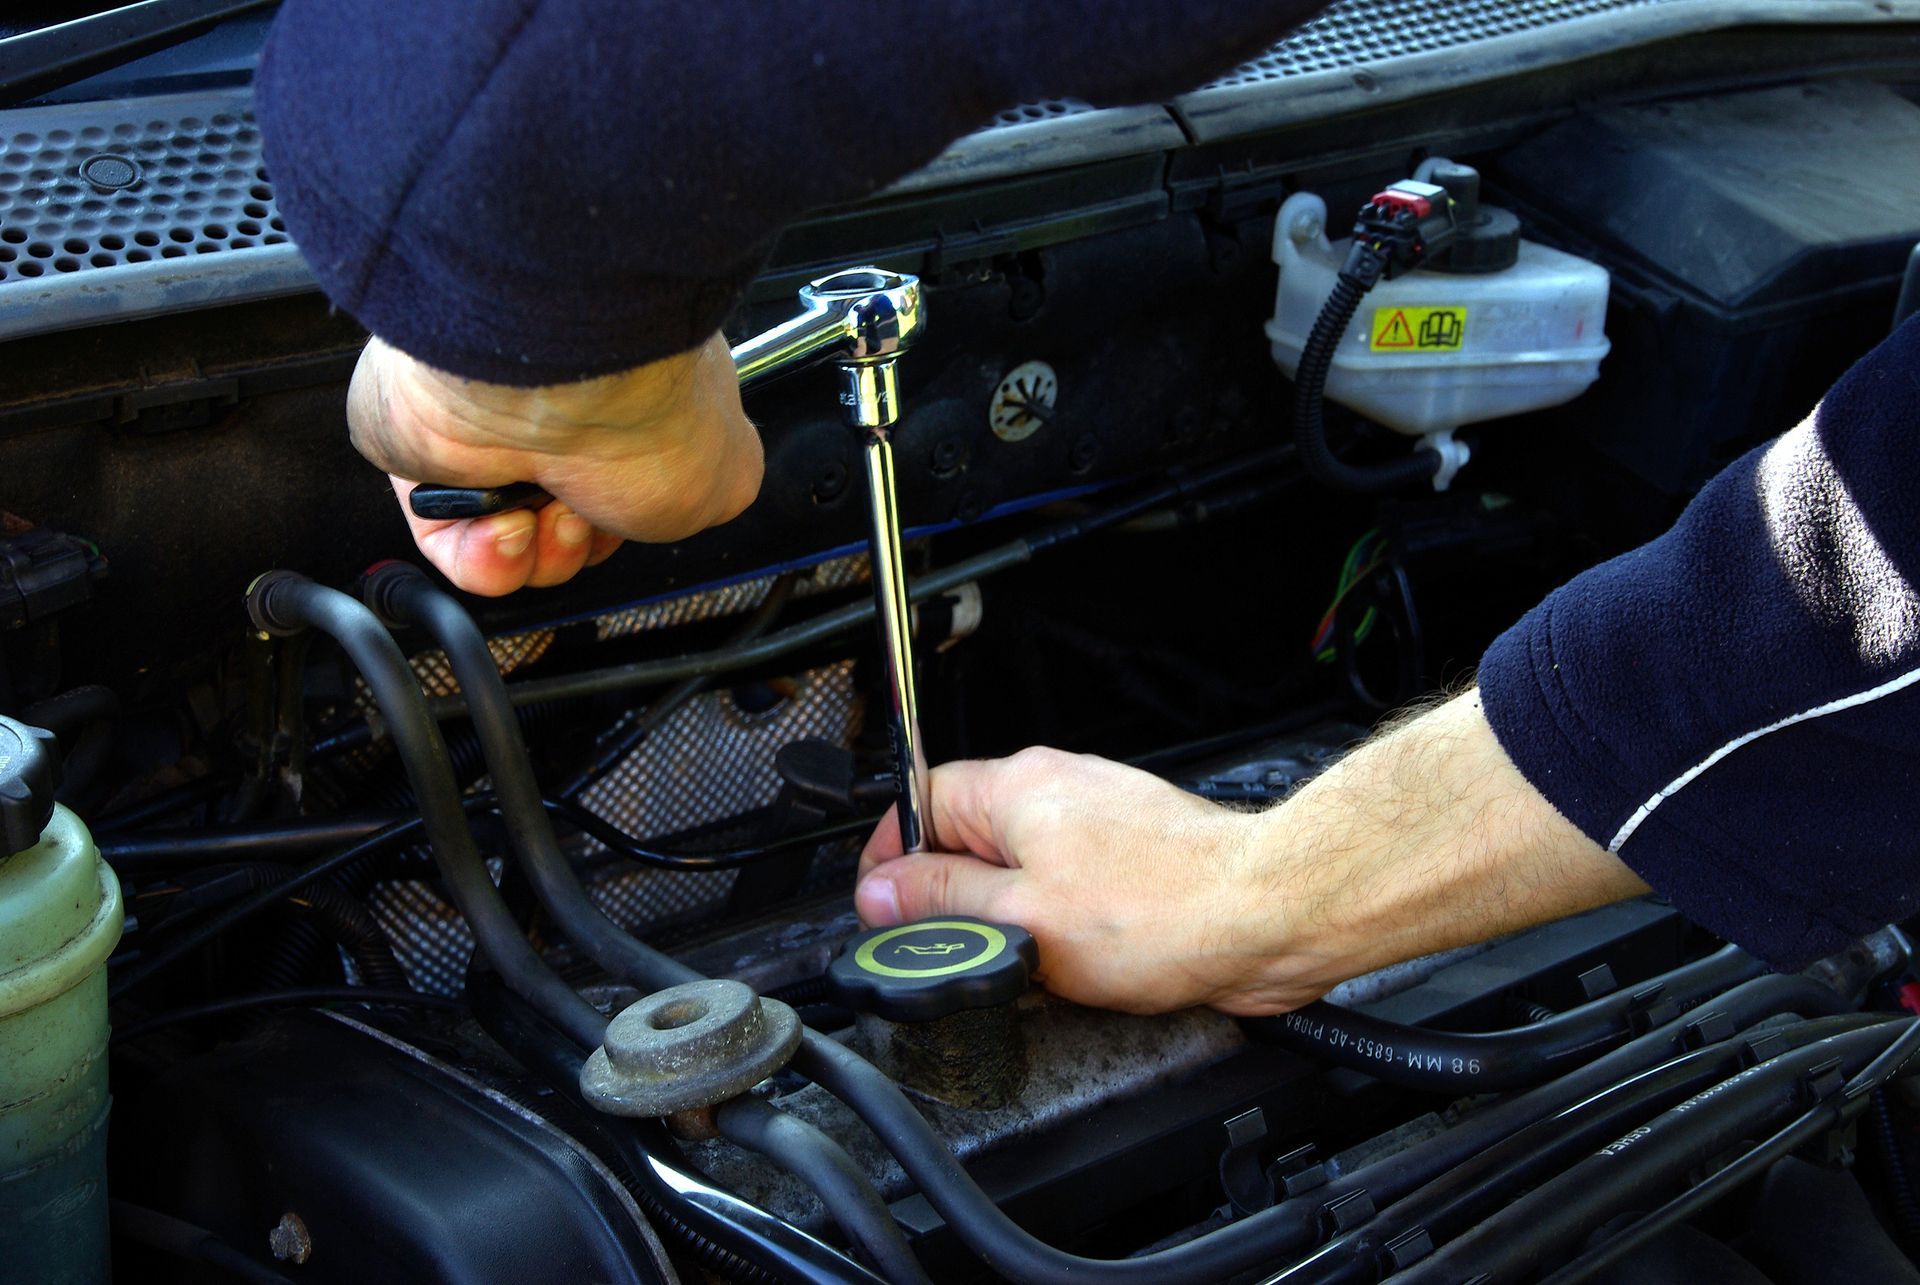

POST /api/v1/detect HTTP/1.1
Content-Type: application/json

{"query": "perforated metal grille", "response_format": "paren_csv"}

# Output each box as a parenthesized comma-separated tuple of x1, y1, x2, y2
(579, 657, 862, 934)
(988, 99, 1095, 129)
(594, 553, 870, 641)
(0, 93, 284, 284)
(1206, 0, 1669, 86)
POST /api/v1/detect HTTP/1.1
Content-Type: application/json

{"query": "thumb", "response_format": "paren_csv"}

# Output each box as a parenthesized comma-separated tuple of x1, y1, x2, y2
(855, 853, 1019, 928)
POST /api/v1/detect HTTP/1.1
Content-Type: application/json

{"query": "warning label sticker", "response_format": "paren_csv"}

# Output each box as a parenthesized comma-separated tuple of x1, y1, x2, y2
(1370, 306, 1467, 352)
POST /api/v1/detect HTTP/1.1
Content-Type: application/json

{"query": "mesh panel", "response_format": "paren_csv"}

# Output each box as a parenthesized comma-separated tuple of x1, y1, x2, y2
(1206, 0, 1669, 86)
(368, 858, 505, 996)
(594, 553, 870, 640)
(0, 94, 284, 283)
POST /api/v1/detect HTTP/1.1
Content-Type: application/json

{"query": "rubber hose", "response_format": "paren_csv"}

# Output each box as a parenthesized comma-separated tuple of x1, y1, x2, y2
(1247, 943, 1763, 1092)
(1389, 1021, 1910, 1284)
(1292, 272, 1441, 494)
(369, 566, 702, 996)
(246, 573, 607, 1050)
(716, 1096, 931, 1285)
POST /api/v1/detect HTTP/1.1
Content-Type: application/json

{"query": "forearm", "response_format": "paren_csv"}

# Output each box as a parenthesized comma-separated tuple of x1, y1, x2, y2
(255, 0, 1326, 384)
(1225, 691, 1649, 1011)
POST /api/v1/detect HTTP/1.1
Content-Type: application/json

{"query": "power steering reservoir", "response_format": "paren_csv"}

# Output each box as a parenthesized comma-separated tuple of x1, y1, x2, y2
(0, 717, 123, 1284)
(1267, 161, 1611, 489)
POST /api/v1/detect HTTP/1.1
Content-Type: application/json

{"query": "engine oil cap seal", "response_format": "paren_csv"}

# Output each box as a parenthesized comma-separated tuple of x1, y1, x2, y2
(580, 978, 801, 1117)
(827, 917, 1038, 1022)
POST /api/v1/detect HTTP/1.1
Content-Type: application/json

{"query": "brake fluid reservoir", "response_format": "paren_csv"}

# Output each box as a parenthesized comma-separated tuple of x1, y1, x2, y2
(1267, 166, 1610, 477)
(0, 718, 123, 1285)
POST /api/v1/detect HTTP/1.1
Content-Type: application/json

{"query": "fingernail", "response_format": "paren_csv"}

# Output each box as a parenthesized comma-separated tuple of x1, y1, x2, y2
(493, 514, 536, 559)
(555, 511, 592, 547)
(855, 875, 902, 927)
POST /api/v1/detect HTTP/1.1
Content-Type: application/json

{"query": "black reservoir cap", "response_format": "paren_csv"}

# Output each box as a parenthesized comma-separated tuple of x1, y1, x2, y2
(0, 717, 58, 857)
(827, 916, 1038, 1022)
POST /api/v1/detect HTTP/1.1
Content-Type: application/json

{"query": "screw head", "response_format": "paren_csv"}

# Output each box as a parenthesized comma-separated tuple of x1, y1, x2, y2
(78, 153, 141, 191)
(812, 461, 849, 504)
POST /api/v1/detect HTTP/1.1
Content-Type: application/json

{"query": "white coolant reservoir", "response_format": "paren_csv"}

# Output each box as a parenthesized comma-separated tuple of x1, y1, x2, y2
(1267, 168, 1610, 490)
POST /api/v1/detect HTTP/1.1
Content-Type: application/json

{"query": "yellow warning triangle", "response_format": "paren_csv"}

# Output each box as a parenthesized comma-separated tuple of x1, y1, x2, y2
(1375, 310, 1416, 348)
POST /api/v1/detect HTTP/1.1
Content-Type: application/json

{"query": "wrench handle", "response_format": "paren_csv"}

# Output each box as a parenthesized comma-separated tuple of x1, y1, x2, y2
(408, 481, 553, 521)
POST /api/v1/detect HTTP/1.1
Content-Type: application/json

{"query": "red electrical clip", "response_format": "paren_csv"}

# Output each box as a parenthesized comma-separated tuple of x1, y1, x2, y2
(1898, 980, 1920, 1016)
(1370, 184, 1434, 219)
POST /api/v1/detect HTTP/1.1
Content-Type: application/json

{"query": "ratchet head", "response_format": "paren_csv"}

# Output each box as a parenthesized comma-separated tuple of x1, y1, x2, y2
(799, 268, 924, 365)
(730, 267, 924, 431)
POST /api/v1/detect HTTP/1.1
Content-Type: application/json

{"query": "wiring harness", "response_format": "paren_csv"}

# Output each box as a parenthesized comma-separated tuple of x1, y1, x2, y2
(1293, 182, 1460, 494)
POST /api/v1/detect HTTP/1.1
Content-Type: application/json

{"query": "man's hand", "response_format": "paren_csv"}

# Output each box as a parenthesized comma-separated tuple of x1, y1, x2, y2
(348, 333, 764, 596)
(856, 692, 1651, 1017)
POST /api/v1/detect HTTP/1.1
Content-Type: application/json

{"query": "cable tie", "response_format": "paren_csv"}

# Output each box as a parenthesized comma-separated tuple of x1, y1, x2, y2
(1383, 1227, 1435, 1272)
(1742, 1030, 1790, 1067)
(1319, 1189, 1376, 1235)
(1801, 1057, 1847, 1104)
(1681, 1010, 1737, 1050)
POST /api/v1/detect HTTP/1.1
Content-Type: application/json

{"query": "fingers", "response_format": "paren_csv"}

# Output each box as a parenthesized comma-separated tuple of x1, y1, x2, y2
(854, 852, 1020, 928)
(391, 478, 622, 596)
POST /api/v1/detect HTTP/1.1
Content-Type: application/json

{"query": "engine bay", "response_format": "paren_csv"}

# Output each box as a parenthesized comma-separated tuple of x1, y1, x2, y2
(9, 4, 1920, 1283)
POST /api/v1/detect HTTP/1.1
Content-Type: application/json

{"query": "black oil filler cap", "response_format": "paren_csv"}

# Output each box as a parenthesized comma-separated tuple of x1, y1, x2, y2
(0, 716, 58, 857)
(827, 917, 1038, 1022)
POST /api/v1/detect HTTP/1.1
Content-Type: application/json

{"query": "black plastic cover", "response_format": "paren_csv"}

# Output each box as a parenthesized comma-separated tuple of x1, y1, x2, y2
(110, 1011, 672, 1285)
(0, 716, 56, 856)
(1500, 81, 1920, 314)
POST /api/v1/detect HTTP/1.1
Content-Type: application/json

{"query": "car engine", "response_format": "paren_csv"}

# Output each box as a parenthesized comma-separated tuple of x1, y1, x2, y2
(8, 3, 1920, 1282)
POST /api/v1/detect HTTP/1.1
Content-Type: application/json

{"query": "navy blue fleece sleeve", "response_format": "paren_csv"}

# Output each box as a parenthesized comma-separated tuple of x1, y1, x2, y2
(1481, 316, 1920, 969)
(252, 1, 1320, 386)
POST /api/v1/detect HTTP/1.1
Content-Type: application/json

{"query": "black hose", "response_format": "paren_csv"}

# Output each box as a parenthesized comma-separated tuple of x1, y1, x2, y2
(368, 565, 704, 997)
(1292, 268, 1440, 494)
(110, 1199, 292, 1284)
(1392, 1020, 1913, 1284)
(1247, 943, 1763, 1092)
(716, 1096, 930, 1284)
(243, 573, 606, 1049)
(1274, 1013, 1896, 1285)
(111, 986, 461, 1045)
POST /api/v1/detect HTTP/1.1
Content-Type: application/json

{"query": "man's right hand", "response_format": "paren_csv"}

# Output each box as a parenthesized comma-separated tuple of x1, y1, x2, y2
(347, 332, 765, 597)
(854, 692, 1653, 1018)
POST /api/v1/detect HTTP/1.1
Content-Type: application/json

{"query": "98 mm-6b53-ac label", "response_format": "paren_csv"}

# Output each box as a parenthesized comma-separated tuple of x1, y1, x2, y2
(1282, 1011, 1484, 1076)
